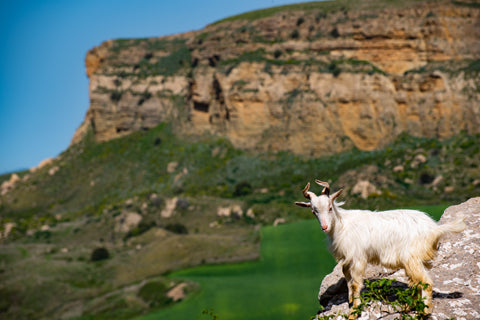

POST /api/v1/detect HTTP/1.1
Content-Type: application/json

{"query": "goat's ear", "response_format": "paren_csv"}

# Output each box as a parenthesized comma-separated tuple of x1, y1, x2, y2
(295, 201, 311, 208)
(330, 189, 343, 201)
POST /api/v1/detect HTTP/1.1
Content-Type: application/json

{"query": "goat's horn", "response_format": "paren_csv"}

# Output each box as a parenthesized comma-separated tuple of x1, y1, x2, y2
(315, 179, 330, 195)
(331, 189, 343, 201)
(302, 182, 311, 199)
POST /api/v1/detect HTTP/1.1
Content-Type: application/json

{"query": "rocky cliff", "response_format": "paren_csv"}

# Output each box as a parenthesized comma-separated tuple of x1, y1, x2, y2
(73, 0, 480, 156)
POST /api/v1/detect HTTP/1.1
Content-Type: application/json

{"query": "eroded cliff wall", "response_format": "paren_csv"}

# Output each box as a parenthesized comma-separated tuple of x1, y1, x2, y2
(73, 0, 480, 156)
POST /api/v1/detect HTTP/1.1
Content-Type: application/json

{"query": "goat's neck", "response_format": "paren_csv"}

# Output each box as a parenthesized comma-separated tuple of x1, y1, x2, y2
(328, 203, 344, 236)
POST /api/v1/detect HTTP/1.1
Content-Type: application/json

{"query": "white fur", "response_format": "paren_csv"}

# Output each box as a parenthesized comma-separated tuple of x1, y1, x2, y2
(296, 181, 465, 317)
(327, 205, 438, 268)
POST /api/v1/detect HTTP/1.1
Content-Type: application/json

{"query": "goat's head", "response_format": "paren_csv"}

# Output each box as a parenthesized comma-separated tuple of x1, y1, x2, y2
(295, 180, 343, 233)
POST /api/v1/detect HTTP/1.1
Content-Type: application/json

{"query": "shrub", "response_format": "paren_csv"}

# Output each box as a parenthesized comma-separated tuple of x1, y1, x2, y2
(419, 172, 434, 185)
(90, 247, 110, 261)
(153, 137, 162, 146)
(463, 59, 480, 75)
(110, 90, 123, 102)
(125, 220, 156, 239)
(150, 195, 164, 207)
(34, 230, 51, 240)
(233, 181, 252, 197)
(327, 61, 341, 77)
(138, 90, 152, 106)
(137, 281, 171, 307)
(315, 11, 327, 22)
(0, 288, 17, 313)
(330, 27, 340, 38)
(200, 309, 219, 320)
(164, 223, 188, 234)
(176, 198, 190, 210)
(290, 29, 300, 39)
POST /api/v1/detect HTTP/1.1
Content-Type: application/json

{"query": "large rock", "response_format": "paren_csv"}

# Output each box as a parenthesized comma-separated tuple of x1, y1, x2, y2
(0, 173, 20, 196)
(316, 198, 480, 320)
(71, 1, 480, 154)
(114, 211, 142, 233)
(351, 180, 380, 199)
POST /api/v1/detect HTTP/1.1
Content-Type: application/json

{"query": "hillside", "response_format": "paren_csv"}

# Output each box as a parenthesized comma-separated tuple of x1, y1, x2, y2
(2, 125, 479, 319)
(0, 1, 480, 319)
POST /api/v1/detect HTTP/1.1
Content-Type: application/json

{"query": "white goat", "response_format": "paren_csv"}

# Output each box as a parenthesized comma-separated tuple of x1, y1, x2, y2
(295, 180, 465, 318)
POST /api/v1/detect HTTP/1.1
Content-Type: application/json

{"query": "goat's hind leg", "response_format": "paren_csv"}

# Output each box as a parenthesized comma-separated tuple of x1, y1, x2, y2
(404, 261, 433, 314)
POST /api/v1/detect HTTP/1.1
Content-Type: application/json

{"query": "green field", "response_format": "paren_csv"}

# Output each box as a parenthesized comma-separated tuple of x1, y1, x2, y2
(138, 219, 335, 320)
(137, 205, 447, 320)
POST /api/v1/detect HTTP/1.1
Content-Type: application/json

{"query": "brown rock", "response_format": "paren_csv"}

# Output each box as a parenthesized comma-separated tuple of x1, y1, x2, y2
(166, 283, 187, 302)
(85, 40, 112, 77)
(0, 173, 20, 196)
(161, 198, 178, 218)
(351, 180, 380, 199)
(114, 211, 142, 233)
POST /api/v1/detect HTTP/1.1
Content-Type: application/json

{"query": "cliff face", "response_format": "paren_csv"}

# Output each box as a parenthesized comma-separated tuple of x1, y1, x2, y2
(74, 0, 480, 156)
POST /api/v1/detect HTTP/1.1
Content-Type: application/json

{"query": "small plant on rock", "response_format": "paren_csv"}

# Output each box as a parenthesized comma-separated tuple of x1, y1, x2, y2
(317, 279, 431, 320)
(351, 278, 429, 320)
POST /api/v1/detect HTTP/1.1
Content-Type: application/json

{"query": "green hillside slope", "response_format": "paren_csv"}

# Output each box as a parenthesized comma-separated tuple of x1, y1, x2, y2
(0, 120, 478, 319)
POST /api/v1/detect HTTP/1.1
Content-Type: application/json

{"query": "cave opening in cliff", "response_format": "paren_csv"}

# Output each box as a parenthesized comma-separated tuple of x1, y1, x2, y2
(213, 78, 224, 104)
(193, 101, 209, 113)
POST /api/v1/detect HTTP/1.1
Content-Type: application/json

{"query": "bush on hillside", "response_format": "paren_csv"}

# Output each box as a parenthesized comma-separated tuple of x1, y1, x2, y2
(164, 223, 188, 234)
(137, 281, 171, 307)
(90, 247, 110, 262)
(233, 181, 252, 197)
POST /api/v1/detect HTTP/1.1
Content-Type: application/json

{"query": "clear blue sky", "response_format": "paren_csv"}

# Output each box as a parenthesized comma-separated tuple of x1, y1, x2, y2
(0, 0, 312, 175)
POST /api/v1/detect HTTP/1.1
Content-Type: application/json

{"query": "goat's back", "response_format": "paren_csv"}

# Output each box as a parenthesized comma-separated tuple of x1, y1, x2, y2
(332, 208, 439, 267)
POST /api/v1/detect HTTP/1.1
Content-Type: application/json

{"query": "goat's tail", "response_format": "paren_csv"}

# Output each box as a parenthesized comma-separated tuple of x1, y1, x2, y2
(421, 217, 465, 262)
(436, 217, 466, 236)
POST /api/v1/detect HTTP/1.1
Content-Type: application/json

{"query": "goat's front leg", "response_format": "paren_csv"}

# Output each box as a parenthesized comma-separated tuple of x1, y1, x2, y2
(346, 262, 366, 319)
(342, 263, 353, 305)
(350, 274, 364, 313)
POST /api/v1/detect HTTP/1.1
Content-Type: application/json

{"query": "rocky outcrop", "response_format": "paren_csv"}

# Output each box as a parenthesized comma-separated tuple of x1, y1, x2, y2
(317, 197, 480, 320)
(0, 174, 20, 196)
(351, 180, 380, 199)
(73, 1, 480, 157)
(114, 211, 142, 233)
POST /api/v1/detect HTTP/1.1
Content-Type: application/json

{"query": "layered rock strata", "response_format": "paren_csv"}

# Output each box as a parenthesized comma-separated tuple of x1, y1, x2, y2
(74, 1, 480, 156)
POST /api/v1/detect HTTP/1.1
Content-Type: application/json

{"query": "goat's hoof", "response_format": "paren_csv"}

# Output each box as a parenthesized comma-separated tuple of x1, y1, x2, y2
(347, 309, 359, 320)
(425, 306, 433, 315)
